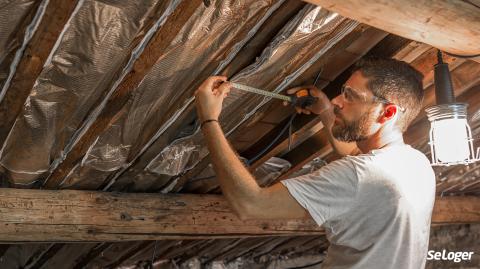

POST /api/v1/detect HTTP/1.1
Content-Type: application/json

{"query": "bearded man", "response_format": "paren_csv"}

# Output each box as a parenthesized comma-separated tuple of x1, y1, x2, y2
(194, 58, 435, 269)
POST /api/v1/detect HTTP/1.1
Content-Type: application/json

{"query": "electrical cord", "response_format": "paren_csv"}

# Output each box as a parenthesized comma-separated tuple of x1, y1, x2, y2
(246, 69, 322, 166)
(247, 113, 297, 165)
(443, 51, 480, 59)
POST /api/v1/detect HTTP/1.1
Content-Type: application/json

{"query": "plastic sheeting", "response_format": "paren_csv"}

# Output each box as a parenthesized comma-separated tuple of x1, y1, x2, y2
(57, 0, 285, 190)
(145, 134, 207, 177)
(117, 5, 359, 191)
(181, 157, 291, 193)
(289, 156, 327, 178)
(0, 0, 40, 91)
(0, 0, 172, 184)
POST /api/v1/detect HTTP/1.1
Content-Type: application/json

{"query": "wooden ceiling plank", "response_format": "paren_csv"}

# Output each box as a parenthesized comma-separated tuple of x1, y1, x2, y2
(23, 243, 64, 269)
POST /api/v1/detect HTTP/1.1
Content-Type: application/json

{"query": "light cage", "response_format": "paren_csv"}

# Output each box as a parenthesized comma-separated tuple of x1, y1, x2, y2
(426, 103, 479, 166)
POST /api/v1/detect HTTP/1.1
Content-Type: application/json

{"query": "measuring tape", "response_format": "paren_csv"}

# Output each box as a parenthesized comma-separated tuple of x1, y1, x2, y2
(230, 82, 317, 108)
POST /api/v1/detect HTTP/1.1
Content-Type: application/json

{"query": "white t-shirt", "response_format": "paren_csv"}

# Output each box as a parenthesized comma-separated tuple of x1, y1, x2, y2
(281, 144, 435, 269)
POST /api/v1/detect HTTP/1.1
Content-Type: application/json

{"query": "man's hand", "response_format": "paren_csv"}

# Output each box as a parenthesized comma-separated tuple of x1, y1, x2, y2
(194, 76, 232, 122)
(283, 85, 332, 116)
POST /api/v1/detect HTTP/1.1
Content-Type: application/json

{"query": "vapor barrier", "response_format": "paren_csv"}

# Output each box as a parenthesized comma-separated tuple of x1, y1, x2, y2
(119, 5, 359, 192)
(56, 0, 285, 189)
(0, 0, 174, 184)
(181, 157, 292, 193)
(0, 0, 40, 94)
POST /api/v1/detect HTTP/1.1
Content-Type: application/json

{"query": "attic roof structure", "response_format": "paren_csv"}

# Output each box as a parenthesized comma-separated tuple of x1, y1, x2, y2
(0, 0, 479, 268)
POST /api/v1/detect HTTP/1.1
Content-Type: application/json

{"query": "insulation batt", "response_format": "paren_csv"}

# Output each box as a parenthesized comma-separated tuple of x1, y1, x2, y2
(112, 5, 359, 192)
(56, 0, 285, 190)
(0, 0, 172, 184)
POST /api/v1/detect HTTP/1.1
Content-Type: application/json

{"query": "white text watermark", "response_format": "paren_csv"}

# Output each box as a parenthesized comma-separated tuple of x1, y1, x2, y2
(427, 250, 474, 263)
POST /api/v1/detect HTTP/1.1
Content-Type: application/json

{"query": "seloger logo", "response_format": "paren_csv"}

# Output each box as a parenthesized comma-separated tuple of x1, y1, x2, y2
(427, 250, 474, 263)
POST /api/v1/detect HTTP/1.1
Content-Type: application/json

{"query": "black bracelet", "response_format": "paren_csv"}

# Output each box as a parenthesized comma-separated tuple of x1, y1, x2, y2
(200, 119, 218, 129)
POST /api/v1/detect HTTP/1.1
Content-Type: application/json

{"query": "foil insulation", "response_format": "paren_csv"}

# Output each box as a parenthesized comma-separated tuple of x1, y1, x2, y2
(0, 0, 40, 91)
(0, 0, 172, 184)
(112, 5, 359, 191)
(181, 157, 292, 193)
(56, 0, 285, 189)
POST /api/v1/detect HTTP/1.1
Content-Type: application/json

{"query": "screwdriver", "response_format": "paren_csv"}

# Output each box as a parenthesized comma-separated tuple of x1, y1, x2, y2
(230, 82, 318, 108)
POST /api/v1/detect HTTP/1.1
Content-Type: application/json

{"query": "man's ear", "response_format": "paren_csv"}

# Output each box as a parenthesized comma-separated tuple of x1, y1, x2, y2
(379, 104, 397, 123)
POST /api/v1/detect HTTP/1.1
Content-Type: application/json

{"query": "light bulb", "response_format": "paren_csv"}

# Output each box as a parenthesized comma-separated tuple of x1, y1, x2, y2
(430, 118, 470, 163)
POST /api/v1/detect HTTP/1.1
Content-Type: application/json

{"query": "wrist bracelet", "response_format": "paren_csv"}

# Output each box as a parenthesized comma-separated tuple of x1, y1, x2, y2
(200, 119, 218, 129)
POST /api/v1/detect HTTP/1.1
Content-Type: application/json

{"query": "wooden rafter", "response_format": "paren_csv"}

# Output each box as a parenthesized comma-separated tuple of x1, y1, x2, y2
(0, 188, 478, 242)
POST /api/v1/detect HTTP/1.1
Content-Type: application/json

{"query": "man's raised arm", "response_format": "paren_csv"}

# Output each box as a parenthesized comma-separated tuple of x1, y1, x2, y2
(194, 76, 310, 220)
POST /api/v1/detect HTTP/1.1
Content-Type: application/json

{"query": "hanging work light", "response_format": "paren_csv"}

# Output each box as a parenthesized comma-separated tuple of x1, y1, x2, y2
(425, 50, 479, 166)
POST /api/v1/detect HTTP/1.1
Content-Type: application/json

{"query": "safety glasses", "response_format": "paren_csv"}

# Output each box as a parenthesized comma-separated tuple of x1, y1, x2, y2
(340, 85, 406, 113)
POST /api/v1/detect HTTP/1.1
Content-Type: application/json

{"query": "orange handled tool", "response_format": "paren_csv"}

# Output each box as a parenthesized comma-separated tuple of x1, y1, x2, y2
(230, 82, 318, 108)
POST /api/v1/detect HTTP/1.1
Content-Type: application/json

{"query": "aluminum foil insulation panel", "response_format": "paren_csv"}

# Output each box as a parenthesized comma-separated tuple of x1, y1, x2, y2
(113, 5, 359, 191)
(181, 157, 292, 193)
(57, 0, 284, 190)
(0, 0, 170, 185)
(0, 0, 40, 89)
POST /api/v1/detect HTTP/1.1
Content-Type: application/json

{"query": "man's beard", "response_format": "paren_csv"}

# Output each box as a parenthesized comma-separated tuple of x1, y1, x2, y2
(332, 107, 373, 142)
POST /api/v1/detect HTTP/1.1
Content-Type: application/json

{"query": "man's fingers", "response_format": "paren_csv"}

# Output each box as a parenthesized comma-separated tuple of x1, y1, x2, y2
(286, 86, 303, 94)
(202, 76, 227, 91)
(217, 81, 232, 96)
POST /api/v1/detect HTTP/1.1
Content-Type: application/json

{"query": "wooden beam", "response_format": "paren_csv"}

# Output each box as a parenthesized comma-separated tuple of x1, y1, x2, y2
(433, 196, 480, 224)
(303, 0, 480, 57)
(0, 188, 477, 242)
(0, 188, 322, 242)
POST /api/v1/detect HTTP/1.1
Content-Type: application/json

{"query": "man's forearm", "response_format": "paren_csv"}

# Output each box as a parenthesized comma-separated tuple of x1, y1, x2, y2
(201, 122, 261, 216)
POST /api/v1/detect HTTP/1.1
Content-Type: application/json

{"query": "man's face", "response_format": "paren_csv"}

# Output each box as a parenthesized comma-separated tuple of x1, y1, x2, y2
(331, 71, 382, 142)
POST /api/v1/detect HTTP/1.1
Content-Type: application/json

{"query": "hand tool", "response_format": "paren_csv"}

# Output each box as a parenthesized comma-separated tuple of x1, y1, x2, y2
(230, 82, 318, 108)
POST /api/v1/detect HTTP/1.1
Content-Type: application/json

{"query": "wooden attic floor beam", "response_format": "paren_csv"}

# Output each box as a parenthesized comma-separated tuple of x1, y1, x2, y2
(303, 0, 480, 58)
(0, 188, 478, 242)
(0, 0, 79, 144)
(0, 188, 322, 242)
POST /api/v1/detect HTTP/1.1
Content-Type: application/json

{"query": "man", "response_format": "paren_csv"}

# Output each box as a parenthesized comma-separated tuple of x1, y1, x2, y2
(194, 58, 435, 269)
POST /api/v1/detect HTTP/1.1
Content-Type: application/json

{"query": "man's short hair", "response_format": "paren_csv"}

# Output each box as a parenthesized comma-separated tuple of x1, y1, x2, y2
(353, 57, 424, 132)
